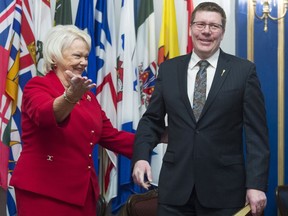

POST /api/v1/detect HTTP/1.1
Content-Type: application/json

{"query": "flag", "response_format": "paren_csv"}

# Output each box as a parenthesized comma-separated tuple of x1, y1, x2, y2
(0, 0, 23, 215)
(176, 0, 193, 54)
(151, 0, 181, 186)
(54, 0, 72, 25)
(135, 0, 159, 187)
(95, 0, 118, 203)
(3, 0, 36, 215)
(75, 0, 97, 93)
(186, 0, 194, 53)
(116, 0, 139, 135)
(0, 0, 21, 192)
(0, 0, 12, 191)
(33, 0, 53, 76)
(112, 0, 143, 212)
(135, 0, 157, 116)
(9, 0, 37, 177)
(157, 0, 179, 66)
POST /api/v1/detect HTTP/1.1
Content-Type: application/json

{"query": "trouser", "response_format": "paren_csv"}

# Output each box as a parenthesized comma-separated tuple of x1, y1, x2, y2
(157, 189, 241, 216)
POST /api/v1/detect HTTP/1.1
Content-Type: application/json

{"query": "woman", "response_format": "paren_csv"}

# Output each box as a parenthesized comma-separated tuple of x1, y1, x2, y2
(10, 25, 134, 216)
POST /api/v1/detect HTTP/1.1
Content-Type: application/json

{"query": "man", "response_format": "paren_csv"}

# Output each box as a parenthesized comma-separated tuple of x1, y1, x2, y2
(132, 2, 270, 216)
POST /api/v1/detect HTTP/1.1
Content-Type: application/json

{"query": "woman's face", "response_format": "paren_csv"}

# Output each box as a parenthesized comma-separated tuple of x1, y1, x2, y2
(57, 39, 89, 76)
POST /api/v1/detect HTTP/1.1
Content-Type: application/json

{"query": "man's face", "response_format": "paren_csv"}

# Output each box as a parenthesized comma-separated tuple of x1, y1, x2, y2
(191, 11, 225, 59)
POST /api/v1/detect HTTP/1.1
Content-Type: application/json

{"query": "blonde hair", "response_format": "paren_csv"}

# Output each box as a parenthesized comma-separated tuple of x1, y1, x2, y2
(43, 25, 91, 74)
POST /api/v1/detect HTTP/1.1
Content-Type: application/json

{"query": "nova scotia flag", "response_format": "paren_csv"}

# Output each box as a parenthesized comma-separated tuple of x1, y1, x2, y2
(95, 0, 118, 204)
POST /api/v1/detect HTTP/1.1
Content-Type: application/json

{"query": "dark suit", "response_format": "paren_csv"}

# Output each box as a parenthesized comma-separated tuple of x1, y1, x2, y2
(132, 50, 270, 209)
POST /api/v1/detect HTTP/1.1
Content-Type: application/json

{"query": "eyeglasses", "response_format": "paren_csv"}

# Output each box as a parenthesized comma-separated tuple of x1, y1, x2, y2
(191, 21, 223, 32)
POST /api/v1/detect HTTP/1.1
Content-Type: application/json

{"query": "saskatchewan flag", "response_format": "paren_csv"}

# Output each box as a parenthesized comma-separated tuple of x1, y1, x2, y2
(54, 0, 73, 25)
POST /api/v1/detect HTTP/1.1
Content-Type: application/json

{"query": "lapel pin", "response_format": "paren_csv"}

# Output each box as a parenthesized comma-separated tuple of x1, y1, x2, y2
(87, 95, 91, 101)
(47, 155, 53, 161)
(221, 69, 226, 76)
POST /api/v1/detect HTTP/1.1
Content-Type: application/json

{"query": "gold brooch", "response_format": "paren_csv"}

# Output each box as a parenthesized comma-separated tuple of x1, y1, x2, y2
(47, 155, 53, 161)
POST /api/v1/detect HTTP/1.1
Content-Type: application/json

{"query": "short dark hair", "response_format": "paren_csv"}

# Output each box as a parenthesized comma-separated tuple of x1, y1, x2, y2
(191, 2, 226, 30)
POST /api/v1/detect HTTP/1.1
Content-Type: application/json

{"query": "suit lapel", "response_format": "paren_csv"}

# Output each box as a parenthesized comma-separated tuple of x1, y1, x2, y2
(200, 51, 231, 119)
(176, 51, 231, 123)
(177, 54, 196, 121)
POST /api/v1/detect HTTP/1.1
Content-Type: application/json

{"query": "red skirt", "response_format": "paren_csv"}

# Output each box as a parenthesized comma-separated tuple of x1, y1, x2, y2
(15, 182, 97, 216)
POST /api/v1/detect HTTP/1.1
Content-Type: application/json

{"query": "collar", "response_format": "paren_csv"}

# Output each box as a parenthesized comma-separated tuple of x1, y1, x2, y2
(188, 49, 220, 69)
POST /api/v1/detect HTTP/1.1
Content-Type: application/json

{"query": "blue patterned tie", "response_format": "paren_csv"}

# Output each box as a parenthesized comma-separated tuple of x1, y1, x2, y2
(193, 60, 209, 121)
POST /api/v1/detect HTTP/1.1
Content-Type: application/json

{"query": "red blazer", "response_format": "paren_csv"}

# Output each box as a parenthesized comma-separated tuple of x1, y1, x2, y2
(10, 71, 134, 206)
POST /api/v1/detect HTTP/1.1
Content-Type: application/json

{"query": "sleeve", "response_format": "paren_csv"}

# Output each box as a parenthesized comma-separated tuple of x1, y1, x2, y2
(98, 109, 135, 159)
(243, 64, 270, 192)
(22, 77, 61, 128)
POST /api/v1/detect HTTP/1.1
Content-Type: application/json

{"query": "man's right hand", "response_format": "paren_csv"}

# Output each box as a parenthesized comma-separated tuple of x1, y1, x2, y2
(132, 160, 152, 190)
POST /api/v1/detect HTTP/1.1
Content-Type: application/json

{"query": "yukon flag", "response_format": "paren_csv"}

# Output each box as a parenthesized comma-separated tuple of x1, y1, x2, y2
(113, 0, 142, 212)
(135, 0, 157, 116)
(157, 0, 180, 65)
(95, 0, 118, 203)
(151, 0, 180, 186)
(33, 0, 53, 75)
(135, 0, 160, 186)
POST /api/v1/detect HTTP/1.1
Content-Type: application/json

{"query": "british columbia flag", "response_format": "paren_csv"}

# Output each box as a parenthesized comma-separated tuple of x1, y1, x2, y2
(1, 0, 36, 215)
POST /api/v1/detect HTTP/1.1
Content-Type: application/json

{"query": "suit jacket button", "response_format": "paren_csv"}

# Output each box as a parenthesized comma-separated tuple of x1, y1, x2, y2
(195, 130, 200, 134)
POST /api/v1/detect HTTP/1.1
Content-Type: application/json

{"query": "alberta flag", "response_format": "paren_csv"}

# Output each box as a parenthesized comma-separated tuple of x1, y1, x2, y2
(95, 0, 118, 204)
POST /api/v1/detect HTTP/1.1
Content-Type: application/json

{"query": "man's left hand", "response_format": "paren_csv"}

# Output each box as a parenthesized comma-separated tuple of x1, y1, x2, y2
(246, 189, 267, 216)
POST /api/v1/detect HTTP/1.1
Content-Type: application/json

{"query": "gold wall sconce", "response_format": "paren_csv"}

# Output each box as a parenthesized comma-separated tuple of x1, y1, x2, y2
(252, 0, 288, 32)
